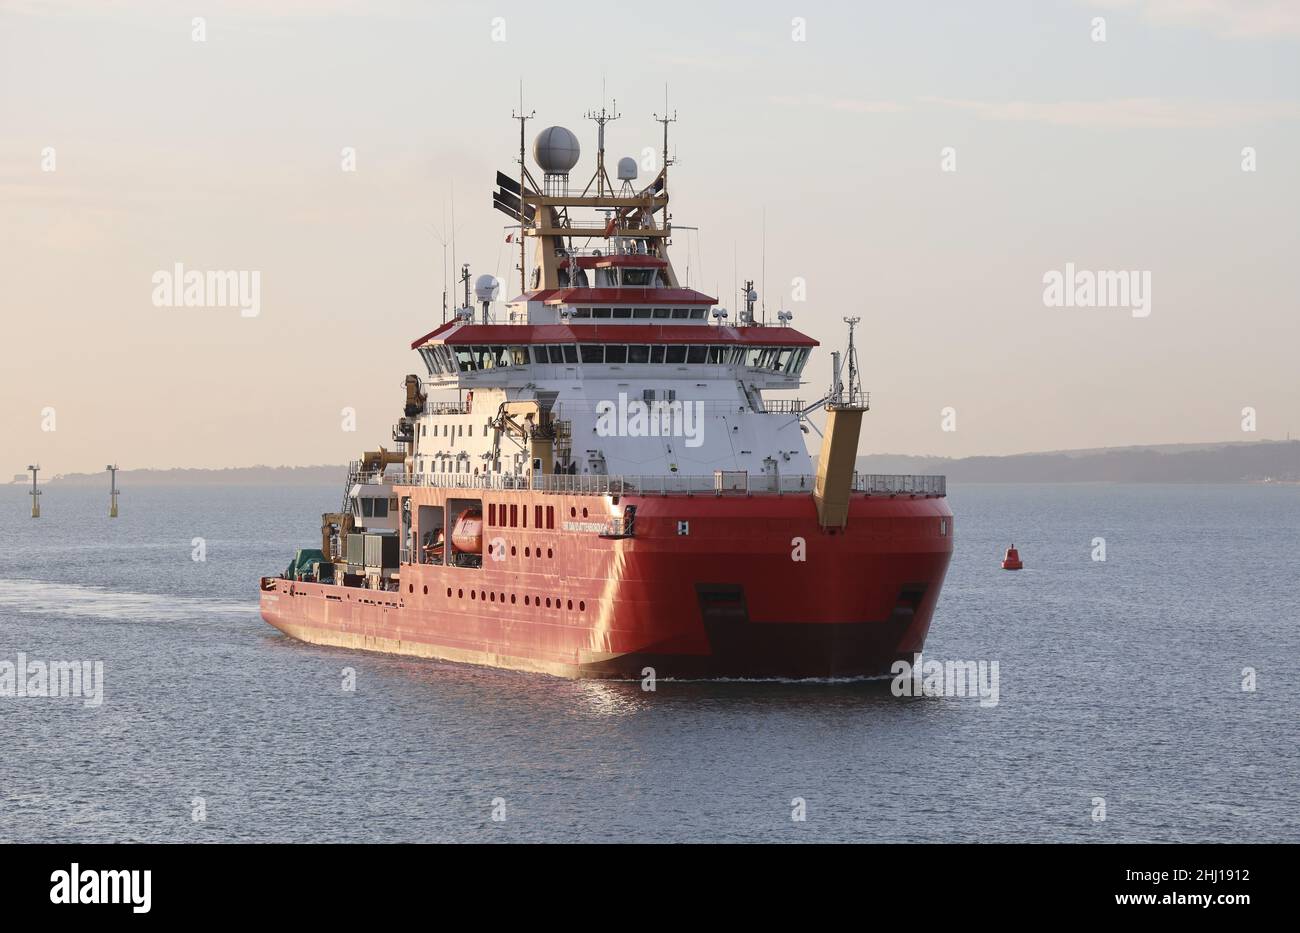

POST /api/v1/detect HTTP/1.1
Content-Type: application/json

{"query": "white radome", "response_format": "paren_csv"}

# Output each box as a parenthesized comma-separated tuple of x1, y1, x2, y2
(474, 274, 501, 303)
(617, 156, 638, 180)
(533, 126, 581, 174)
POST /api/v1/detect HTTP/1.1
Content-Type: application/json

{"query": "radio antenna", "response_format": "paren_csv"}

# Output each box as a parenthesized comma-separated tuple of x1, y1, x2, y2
(512, 81, 535, 294)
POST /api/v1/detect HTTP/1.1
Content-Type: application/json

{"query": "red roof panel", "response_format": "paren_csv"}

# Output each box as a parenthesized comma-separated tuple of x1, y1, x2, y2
(413, 323, 817, 349)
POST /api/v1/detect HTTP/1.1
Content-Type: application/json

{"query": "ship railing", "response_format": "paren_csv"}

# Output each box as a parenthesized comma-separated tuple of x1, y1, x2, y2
(851, 473, 946, 496)
(827, 388, 870, 409)
(758, 399, 806, 414)
(379, 471, 946, 497)
(426, 401, 471, 415)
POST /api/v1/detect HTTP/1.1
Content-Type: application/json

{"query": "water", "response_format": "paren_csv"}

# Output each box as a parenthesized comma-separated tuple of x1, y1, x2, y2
(1, 482, 1296, 842)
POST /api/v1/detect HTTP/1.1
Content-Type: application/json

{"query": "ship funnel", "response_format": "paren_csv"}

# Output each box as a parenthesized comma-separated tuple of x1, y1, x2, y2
(814, 404, 868, 529)
(814, 319, 869, 529)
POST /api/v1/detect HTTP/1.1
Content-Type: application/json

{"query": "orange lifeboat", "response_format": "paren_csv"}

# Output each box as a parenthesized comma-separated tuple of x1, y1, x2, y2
(451, 509, 484, 554)
(1001, 544, 1023, 571)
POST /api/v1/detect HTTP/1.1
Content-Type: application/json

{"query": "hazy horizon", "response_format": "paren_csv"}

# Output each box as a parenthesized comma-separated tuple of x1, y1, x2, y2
(4, 0, 1298, 475)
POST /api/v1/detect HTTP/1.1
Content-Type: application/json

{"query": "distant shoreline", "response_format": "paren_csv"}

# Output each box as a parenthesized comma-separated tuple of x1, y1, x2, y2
(16, 440, 1299, 486)
(857, 439, 1298, 485)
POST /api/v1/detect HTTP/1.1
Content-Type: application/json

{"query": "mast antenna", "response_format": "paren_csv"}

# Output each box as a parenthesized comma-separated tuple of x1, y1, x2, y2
(512, 81, 535, 294)
(842, 316, 863, 405)
(583, 97, 620, 198)
(430, 199, 456, 325)
(449, 187, 458, 314)
(652, 86, 677, 198)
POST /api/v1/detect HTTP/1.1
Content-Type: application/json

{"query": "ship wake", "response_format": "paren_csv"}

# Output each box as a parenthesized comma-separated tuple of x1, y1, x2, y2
(0, 578, 257, 625)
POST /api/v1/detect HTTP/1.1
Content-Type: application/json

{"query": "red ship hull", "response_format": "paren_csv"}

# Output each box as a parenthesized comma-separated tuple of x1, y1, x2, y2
(260, 488, 953, 679)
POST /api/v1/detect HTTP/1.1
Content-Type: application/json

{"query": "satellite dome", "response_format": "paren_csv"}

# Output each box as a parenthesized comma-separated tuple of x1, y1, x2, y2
(533, 126, 580, 174)
(474, 274, 500, 303)
(617, 157, 638, 181)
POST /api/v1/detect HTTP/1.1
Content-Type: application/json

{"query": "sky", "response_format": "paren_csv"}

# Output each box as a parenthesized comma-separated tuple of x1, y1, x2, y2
(2, 0, 1298, 474)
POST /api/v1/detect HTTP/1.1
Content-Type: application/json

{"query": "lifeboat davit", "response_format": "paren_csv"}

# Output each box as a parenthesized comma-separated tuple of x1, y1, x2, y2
(1001, 545, 1023, 570)
(451, 509, 484, 554)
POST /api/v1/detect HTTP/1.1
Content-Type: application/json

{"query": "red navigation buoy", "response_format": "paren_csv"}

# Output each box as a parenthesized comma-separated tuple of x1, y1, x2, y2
(1001, 544, 1023, 570)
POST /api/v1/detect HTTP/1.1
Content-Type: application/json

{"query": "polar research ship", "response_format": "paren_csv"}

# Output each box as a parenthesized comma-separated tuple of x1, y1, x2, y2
(260, 108, 953, 678)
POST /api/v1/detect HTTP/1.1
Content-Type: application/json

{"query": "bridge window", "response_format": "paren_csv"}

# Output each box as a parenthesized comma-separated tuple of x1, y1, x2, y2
(650, 345, 666, 363)
(633, 308, 652, 319)
(592, 308, 611, 319)
(665, 346, 687, 364)
(628, 345, 650, 364)
(652, 308, 671, 319)
(686, 346, 707, 364)
(570, 307, 591, 318)
(622, 268, 655, 286)
(612, 307, 632, 319)
(604, 345, 627, 363)
(580, 345, 604, 363)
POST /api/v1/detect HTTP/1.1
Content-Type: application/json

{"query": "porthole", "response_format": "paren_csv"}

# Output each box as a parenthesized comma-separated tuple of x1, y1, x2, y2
(547, 548, 553, 559)
(582, 507, 588, 518)
(524, 595, 530, 606)
(510, 594, 516, 604)
(570, 506, 576, 517)
(511, 546, 517, 556)
(525, 547, 531, 557)
(447, 587, 452, 597)
(422, 585, 428, 595)
(471, 590, 476, 600)
(579, 600, 586, 611)
(567, 599, 573, 610)
(408, 584, 414, 594)
(545, 597, 551, 608)
(490, 592, 495, 602)
(458, 589, 464, 598)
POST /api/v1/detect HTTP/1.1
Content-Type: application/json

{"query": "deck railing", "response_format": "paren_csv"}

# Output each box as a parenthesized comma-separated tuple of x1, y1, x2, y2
(356, 470, 945, 497)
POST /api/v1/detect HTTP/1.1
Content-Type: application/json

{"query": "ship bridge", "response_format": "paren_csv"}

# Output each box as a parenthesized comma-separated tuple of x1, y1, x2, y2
(397, 111, 827, 485)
